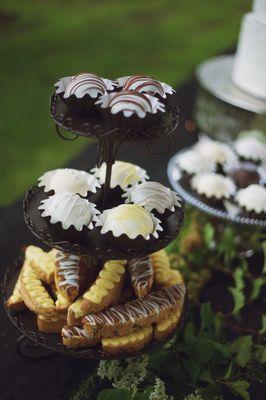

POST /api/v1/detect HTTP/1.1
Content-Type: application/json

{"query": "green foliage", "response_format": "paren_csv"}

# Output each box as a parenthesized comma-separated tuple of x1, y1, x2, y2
(231, 380, 250, 400)
(230, 336, 253, 368)
(97, 389, 132, 400)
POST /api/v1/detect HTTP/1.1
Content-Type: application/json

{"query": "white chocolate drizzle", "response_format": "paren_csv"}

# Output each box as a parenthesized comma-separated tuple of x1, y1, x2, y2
(128, 257, 153, 296)
(55, 251, 80, 292)
(62, 326, 92, 338)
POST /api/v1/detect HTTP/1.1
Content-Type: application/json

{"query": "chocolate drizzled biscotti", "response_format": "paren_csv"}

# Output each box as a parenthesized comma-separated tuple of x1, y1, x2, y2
(83, 284, 186, 338)
(128, 257, 153, 298)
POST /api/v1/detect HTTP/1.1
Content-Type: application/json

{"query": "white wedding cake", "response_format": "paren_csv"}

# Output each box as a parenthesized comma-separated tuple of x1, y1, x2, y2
(232, 0, 266, 100)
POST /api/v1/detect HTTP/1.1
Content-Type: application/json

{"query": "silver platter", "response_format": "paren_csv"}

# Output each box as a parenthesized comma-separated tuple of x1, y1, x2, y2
(196, 55, 266, 114)
(167, 150, 266, 228)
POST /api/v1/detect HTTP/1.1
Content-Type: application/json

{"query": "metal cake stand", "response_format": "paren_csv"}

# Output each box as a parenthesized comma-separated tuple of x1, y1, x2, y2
(167, 149, 266, 228)
(2, 87, 187, 360)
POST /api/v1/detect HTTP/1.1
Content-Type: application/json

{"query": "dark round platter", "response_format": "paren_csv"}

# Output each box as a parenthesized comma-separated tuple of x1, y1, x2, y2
(23, 185, 184, 261)
(50, 93, 179, 142)
(167, 150, 266, 228)
(2, 256, 187, 360)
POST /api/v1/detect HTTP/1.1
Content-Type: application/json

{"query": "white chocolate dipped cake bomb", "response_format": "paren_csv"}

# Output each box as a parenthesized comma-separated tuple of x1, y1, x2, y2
(97, 204, 162, 240)
(92, 160, 149, 190)
(123, 181, 182, 215)
(235, 184, 266, 218)
(39, 191, 100, 232)
(38, 168, 100, 196)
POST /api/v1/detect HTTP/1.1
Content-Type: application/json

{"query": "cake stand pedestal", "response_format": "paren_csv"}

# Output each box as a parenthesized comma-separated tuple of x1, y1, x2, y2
(194, 55, 266, 141)
(3, 91, 187, 360)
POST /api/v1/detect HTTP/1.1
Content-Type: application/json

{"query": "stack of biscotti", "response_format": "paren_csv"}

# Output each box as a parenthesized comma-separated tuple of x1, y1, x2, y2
(7, 246, 186, 355)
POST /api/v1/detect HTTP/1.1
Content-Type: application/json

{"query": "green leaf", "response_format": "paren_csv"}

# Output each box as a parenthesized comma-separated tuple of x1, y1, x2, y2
(184, 321, 197, 343)
(224, 361, 233, 379)
(182, 358, 201, 385)
(256, 345, 266, 364)
(250, 277, 265, 301)
(228, 287, 245, 314)
(231, 380, 250, 400)
(259, 314, 266, 335)
(230, 335, 253, 368)
(200, 303, 214, 330)
(203, 222, 215, 247)
(233, 267, 245, 290)
(97, 389, 132, 400)
(207, 340, 230, 358)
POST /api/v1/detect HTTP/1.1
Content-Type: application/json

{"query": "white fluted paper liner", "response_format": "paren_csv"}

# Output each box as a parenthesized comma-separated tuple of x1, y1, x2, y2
(235, 184, 266, 213)
(116, 75, 175, 98)
(39, 191, 100, 231)
(122, 181, 182, 214)
(54, 73, 116, 99)
(95, 91, 165, 118)
(191, 172, 236, 199)
(96, 204, 163, 240)
(195, 135, 237, 165)
(175, 148, 215, 175)
(38, 168, 101, 196)
(91, 161, 149, 190)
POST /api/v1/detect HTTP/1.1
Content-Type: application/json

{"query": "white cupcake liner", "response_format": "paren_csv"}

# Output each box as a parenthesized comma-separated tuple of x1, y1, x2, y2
(122, 181, 182, 214)
(54, 74, 116, 99)
(96, 205, 163, 240)
(39, 191, 100, 231)
(95, 91, 165, 118)
(116, 75, 175, 98)
(38, 168, 101, 196)
(91, 161, 149, 190)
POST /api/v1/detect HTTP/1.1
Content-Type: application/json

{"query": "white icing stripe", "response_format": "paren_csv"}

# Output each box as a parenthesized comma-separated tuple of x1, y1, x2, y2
(62, 326, 91, 338)
(56, 252, 80, 291)
(128, 257, 153, 293)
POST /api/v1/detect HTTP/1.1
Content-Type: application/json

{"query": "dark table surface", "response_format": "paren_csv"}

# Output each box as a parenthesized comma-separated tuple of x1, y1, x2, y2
(0, 78, 198, 400)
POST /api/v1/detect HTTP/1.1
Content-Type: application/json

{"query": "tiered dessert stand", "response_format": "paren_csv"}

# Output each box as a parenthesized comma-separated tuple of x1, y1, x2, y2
(2, 88, 186, 360)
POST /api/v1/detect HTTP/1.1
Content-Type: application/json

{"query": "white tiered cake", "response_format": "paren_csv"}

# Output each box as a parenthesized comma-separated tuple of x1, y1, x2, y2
(232, 0, 266, 100)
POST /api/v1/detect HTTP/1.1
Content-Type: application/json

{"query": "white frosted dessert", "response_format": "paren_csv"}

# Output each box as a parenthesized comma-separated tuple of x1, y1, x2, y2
(92, 161, 149, 190)
(96, 204, 162, 239)
(175, 148, 214, 175)
(38, 168, 101, 196)
(235, 184, 266, 214)
(234, 135, 266, 163)
(95, 91, 165, 118)
(232, 0, 266, 99)
(191, 172, 236, 199)
(116, 75, 175, 98)
(55, 73, 116, 99)
(123, 181, 182, 214)
(195, 136, 236, 166)
(39, 192, 99, 231)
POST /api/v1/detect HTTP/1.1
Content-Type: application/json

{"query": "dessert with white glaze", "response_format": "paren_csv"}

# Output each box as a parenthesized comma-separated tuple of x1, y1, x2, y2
(195, 136, 236, 167)
(175, 148, 215, 176)
(92, 160, 149, 190)
(96, 204, 162, 239)
(38, 168, 100, 196)
(123, 181, 181, 214)
(191, 172, 236, 203)
(39, 192, 99, 231)
(235, 184, 266, 217)
(234, 132, 266, 163)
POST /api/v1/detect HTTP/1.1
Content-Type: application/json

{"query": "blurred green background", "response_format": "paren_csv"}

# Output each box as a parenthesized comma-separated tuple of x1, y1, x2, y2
(0, 0, 250, 207)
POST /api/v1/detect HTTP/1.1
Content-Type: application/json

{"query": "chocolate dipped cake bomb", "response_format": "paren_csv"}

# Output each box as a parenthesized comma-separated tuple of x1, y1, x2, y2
(117, 75, 175, 98)
(55, 73, 116, 99)
(96, 90, 165, 118)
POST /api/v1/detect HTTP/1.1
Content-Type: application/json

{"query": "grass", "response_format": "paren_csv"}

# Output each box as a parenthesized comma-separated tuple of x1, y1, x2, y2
(0, 0, 250, 207)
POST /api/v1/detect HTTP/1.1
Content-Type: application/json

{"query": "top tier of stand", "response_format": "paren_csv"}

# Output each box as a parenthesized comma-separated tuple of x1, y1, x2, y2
(50, 93, 179, 143)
